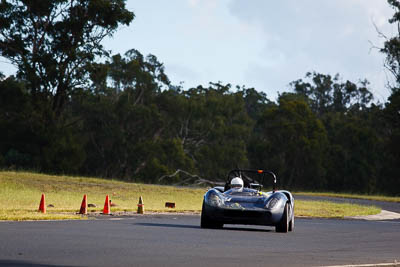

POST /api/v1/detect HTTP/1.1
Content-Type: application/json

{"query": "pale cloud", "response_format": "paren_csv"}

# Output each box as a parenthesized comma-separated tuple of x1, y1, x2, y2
(188, 0, 218, 9)
(188, 0, 200, 7)
(226, 0, 395, 100)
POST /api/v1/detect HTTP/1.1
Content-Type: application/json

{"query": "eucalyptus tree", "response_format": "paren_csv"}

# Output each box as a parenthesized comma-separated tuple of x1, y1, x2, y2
(77, 50, 175, 180)
(0, 0, 133, 174)
(290, 72, 373, 116)
(378, 0, 400, 194)
(249, 93, 328, 190)
(0, 0, 134, 120)
(381, 0, 400, 89)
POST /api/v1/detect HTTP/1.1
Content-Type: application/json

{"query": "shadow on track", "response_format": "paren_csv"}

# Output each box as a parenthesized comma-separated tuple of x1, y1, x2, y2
(134, 222, 200, 229)
(221, 226, 273, 232)
(0, 260, 76, 267)
(134, 222, 273, 232)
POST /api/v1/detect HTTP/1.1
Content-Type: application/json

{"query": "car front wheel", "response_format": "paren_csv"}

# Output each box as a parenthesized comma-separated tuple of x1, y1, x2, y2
(276, 203, 289, 233)
(200, 201, 223, 229)
(289, 207, 294, 232)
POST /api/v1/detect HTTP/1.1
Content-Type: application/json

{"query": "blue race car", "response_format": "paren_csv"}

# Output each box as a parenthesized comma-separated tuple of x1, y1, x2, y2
(201, 169, 294, 232)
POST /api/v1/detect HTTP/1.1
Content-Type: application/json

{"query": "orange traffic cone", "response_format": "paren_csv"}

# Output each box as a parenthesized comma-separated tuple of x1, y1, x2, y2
(79, 194, 87, 215)
(137, 196, 144, 214)
(38, 194, 46, 213)
(103, 195, 110, 215)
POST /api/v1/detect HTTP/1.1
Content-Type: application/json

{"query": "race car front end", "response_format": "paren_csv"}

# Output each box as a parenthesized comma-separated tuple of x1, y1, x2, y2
(201, 188, 288, 227)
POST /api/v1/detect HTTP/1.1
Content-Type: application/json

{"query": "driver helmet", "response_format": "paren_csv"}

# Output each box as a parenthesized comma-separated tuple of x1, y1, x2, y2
(231, 177, 244, 189)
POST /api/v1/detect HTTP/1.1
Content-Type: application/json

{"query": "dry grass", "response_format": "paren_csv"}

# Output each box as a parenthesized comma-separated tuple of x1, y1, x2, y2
(0, 171, 205, 220)
(0, 171, 381, 221)
(0, 209, 86, 221)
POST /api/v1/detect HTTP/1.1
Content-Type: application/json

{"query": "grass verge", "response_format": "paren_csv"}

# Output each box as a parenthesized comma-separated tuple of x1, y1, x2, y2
(295, 200, 381, 218)
(295, 191, 400, 203)
(0, 171, 381, 221)
(0, 171, 205, 221)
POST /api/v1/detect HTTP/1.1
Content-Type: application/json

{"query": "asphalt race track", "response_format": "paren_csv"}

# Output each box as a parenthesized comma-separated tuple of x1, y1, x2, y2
(0, 214, 399, 267)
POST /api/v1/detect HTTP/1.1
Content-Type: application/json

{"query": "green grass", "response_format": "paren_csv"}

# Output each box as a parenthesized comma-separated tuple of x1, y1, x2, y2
(0, 171, 205, 221)
(0, 171, 382, 221)
(295, 191, 400, 203)
(295, 200, 381, 218)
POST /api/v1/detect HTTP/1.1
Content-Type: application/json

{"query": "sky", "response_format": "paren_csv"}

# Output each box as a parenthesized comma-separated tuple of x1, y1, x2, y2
(102, 0, 396, 102)
(0, 1, 397, 102)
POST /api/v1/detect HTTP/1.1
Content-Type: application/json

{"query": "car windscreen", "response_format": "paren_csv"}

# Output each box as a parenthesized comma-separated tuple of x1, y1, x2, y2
(225, 188, 259, 196)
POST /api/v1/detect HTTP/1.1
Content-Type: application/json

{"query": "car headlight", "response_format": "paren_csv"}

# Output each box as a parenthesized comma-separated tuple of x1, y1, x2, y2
(206, 191, 224, 207)
(265, 197, 279, 209)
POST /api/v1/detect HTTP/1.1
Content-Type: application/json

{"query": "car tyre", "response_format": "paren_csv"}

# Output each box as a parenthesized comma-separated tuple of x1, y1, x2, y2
(276, 203, 289, 233)
(288, 206, 294, 232)
(201, 201, 223, 229)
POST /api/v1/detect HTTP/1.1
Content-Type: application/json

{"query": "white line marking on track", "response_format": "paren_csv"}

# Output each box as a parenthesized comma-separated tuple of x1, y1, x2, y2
(346, 210, 400, 220)
(320, 261, 399, 267)
(376, 220, 400, 224)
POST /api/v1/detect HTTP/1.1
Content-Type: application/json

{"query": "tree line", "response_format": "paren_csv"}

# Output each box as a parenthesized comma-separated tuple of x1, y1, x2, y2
(0, 0, 399, 195)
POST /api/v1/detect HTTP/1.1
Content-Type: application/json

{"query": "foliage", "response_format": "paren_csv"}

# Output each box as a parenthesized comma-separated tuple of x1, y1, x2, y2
(0, 52, 398, 195)
(290, 72, 373, 116)
(380, 90, 400, 194)
(0, 0, 134, 119)
(0, 0, 399, 196)
(378, 0, 400, 195)
(382, 0, 400, 89)
(249, 93, 328, 190)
